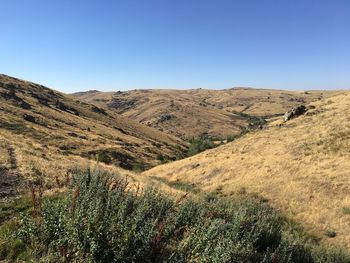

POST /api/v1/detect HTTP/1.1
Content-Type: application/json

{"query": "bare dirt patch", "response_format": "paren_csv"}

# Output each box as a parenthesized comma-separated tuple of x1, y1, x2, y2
(0, 140, 23, 201)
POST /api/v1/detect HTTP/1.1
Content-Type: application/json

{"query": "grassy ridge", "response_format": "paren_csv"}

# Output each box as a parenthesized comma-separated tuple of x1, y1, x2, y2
(141, 93, 350, 249)
(1, 169, 350, 262)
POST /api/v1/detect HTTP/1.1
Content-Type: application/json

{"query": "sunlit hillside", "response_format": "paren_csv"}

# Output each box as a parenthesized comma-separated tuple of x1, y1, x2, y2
(144, 92, 350, 248)
(0, 74, 187, 199)
(73, 88, 339, 139)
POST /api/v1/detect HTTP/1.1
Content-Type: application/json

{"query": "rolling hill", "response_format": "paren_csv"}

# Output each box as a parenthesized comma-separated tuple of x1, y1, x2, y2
(73, 88, 339, 139)
(143, 92, 350, 249)
(1, 73, 349, 250)
(0, 74, 187, 199)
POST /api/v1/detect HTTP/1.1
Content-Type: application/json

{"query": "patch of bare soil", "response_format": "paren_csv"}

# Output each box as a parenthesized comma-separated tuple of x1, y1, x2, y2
(0, 140, 23, 202)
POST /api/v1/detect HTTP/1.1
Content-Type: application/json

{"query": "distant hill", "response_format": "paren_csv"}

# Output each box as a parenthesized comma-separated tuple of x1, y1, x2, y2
(73, 88, 339, 139)
(143, 92, 350, 249)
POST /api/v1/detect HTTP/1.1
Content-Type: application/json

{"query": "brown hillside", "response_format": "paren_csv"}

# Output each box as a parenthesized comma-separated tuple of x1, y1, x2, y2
(143, 92, 350, 248)
(0, 74, 187, 195)
(73, 88, 338, 139)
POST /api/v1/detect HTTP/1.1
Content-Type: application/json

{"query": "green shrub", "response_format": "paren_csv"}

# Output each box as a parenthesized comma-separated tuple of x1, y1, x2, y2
(0, 196, 33, 223)
(231, 111, 267, 128)
(97, 151, 112, 164)
(157, 154, 168, 164)
(187, 135, 215, 156)
(226, 127, 249, 143)
(342, 207, 350, 215)
(132, 162, 144, 172)
(3, 169, 350, 262)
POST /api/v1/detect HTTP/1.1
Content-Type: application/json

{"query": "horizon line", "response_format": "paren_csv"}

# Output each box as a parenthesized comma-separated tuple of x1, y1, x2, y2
(2, 72, 349, 94)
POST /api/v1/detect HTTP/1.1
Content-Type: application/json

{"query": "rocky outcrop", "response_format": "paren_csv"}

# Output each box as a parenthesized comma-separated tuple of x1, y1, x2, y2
(108, 98, 137, 112)
(55, 100, 79, 116)
(284, 105, 307, 121)
(91, 105, 107, 115)
(0, 89, 32, 110)
(159, 114, 173, 122)
(23, 114, 36, 123)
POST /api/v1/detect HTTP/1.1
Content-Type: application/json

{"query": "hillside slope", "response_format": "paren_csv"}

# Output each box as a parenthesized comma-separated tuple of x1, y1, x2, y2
(73, 88, 338, 139)
(143, 92, 350, 248)
(0, 74, 187, 196)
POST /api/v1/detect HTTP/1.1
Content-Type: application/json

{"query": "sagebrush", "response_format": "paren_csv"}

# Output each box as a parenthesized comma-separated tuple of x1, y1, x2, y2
(1, 169, 350, 262)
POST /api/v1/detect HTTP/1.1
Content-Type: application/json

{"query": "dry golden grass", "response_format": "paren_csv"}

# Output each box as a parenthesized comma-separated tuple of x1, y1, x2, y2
(73, 88, 340, 138)
(0, 74, 187, 173)
(143, 92, 350, 249)
(0, 74, 190, 200)
(2, 73, 350, 249)
(0, 128, 185, 201)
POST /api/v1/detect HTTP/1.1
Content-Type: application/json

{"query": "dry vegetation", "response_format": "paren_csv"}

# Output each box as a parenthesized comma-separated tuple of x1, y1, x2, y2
(2, 169, 350, 262)
(73, 88, 340, 139)
(1, 73, 350, 260)
(143, 92, 350, 249)
(0, 74, 187, 177)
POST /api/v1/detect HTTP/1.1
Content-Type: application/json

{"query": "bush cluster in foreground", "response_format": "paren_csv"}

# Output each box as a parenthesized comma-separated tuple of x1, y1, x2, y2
(1, 169, 350, 262)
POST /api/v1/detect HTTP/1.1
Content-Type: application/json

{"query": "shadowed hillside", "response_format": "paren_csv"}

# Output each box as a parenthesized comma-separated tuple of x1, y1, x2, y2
(143, 92, 350, 249)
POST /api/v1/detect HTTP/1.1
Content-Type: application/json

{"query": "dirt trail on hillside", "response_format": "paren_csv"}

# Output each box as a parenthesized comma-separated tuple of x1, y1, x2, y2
(0, 139, 23, 201)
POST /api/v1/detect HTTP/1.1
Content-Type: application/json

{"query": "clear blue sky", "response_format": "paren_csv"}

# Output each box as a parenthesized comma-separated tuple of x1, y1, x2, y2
(1, 0, 349, 93)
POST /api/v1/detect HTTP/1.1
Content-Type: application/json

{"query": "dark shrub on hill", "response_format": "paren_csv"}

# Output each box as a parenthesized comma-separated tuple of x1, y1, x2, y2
(187, 134, 215, 156)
